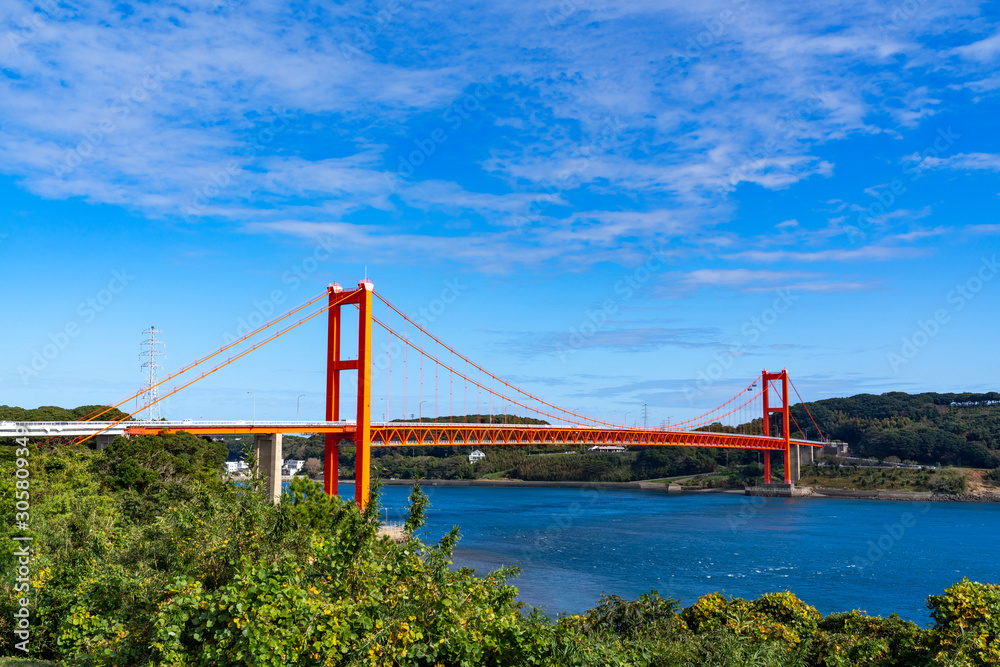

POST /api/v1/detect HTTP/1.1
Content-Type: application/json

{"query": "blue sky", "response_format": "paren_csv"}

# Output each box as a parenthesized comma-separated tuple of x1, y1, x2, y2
(1, 0, 999, 425)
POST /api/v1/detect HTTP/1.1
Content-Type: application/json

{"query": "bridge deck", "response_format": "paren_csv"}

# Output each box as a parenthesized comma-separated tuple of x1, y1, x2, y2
(1, 421, 823, 450)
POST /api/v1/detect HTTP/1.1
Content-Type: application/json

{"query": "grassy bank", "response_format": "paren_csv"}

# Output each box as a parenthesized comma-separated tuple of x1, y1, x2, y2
(797, 464, 970, 493)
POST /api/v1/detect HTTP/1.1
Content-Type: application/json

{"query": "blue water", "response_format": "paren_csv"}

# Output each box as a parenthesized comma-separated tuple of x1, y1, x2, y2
(322, 482, 1000, 624)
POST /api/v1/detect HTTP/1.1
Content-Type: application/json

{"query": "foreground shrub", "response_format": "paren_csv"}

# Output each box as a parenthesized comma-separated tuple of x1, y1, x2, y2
(682, 590, 821, 648)
(813, 611, 928, 666)
(3, 437, 1000, 666)
(927, 578, 1000, 666)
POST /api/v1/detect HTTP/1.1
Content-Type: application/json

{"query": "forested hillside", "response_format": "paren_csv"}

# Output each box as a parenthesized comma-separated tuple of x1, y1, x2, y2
(0, 404, 129, 422)
(789, 391, 1000, 468)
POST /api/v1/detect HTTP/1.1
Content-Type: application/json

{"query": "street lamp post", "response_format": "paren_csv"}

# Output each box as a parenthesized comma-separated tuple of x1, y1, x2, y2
(503, 403, 511, 424)
(419, 400, 427, 422)
(297, 394, 305, 421)
(624, 411, 628, 428)
(248, 391, 255, 426)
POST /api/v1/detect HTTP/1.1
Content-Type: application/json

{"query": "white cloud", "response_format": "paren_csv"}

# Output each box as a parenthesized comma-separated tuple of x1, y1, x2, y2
(918, 152, 1000, 172)
(966, 224, 1000, 236)
(724, 245, 929, 263)
(0, 0, 994, 269)
(669, 267, 869, 293)
(952, 31, 1000, 62)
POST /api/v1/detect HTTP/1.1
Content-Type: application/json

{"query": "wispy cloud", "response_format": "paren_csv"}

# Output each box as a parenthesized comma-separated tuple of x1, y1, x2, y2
(966, 224, 1000, 236)
(499, 326, 723, 356)
(724, 245, 929, 264)
(917, 152, 1000, 172)
(0, 0, 995, 271)
(665, 268, 868, 292)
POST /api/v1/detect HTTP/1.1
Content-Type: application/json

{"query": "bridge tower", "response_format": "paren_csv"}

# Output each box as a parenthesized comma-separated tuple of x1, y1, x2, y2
(761, 368, 791, 484)
(324, 280, 374, 508)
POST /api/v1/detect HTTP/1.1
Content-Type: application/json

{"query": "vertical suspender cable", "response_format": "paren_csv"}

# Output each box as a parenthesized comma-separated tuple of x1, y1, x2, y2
(403, 318, 408, 420)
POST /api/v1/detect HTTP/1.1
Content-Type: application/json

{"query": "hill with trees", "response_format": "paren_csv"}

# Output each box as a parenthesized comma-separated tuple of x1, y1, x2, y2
(788, 391, 1000, 468)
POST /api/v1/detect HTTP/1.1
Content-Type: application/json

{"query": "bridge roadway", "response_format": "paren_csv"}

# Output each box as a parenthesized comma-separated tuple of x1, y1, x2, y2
(1, 420, 824, 499)
(0, 420, 824, 451)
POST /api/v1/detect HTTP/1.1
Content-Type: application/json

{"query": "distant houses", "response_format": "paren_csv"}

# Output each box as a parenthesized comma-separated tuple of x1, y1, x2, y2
(588, 445, 626, 453)
(468, 449, 486, 464)
(282, 459, 305, 476)
(225, 460, 249, 475)
(226, 458, 306, 476)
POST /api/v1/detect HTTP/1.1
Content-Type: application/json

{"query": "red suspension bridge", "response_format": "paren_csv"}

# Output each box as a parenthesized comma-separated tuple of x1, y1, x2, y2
(4, 281, 828, 507)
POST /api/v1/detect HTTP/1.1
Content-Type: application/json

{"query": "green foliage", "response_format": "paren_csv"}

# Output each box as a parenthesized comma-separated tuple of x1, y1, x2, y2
(813, 611, 927, 667)
(929, 470, 968, 495)
(0, 405, 130, 423)
(631, 447, 718, 480)
(3, 434, 1000, 666)
(95, 433, 226, 494)
(798, 464, 942, 493)
(513, 452, 632, 482)
(404, 482, 429, 532)
(581, 591, 685, 640)
(790, 392, 1000, 468)
(927, 578, 1000, 666)
(682, 591, 821, 648)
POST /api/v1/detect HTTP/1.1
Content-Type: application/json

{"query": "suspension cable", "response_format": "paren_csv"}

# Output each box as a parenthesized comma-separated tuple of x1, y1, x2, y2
(83, 290, 330, 424)
(73, 292, 356, 447)
(374, 291, 619, 428)
(372, 316, 604, 428)
(790, 379, 828, 443)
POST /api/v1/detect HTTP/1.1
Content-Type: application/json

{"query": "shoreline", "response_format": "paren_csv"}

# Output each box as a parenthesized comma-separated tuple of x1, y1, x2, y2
(370, 478, 1000, 503)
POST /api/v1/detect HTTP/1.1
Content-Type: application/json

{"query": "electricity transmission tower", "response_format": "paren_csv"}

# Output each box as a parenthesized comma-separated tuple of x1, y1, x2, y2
(139, 326, 165, 421)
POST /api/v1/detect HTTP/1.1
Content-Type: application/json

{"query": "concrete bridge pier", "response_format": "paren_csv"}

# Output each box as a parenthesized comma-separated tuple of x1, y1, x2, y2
(789, 444, 801, 483)
(787, 444, 816, 482)
(95, 434, 114, 451)
(253, 433, 283, 503)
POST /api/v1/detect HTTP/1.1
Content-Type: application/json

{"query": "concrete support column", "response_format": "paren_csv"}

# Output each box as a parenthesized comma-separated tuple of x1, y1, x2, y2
(789, 444, 801, 482)
(806, 445, 815, 465)
(95, 434, 114, 451)
(253, 433, 283, 503)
